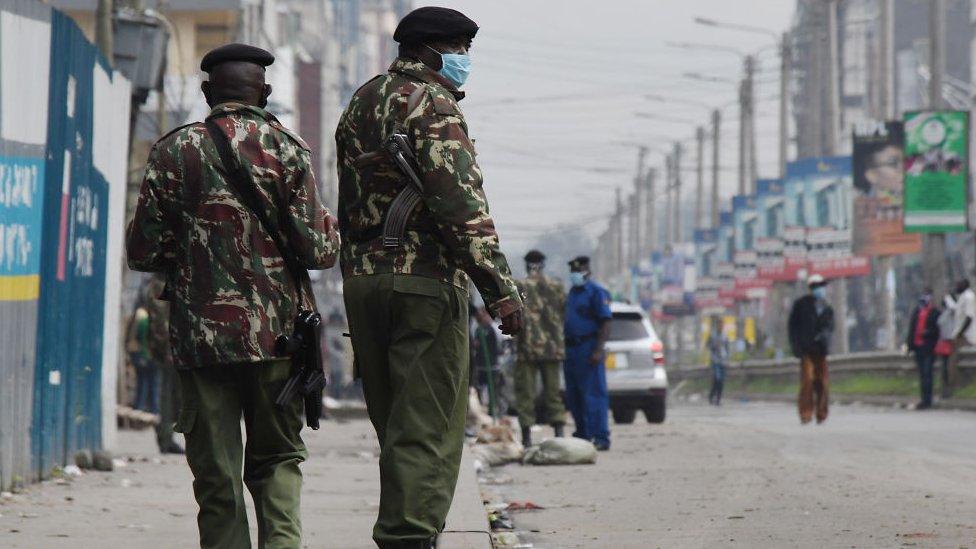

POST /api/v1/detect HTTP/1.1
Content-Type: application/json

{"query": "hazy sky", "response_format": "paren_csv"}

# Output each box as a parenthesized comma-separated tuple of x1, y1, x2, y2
(434, 0, 796, 252)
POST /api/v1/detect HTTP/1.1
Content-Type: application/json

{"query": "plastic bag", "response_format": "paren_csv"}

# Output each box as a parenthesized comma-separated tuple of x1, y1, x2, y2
(522, 437, 597, 465)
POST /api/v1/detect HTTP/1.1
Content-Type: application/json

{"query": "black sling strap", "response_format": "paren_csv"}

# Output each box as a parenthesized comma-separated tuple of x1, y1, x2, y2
(204, 117, 309, 305)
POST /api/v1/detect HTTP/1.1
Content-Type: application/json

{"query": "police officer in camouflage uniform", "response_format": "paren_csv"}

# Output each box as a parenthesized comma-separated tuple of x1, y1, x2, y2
(514, 250, 567, 447)
(127, 43, 339, 549)
(335, 7, 523, 548)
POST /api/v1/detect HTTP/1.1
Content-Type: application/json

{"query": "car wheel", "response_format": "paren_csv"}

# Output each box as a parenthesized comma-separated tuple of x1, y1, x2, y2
(644, 398, 666, 423)
(612, 407, 636, 424)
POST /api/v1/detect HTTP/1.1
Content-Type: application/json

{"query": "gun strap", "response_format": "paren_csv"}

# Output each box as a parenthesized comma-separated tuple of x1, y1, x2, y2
(204, 117, 309, 305)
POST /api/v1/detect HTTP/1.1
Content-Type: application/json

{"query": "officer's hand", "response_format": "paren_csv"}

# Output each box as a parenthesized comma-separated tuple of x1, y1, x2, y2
(499, 310, 523, 336)
(324, 213, 338, 235)
(589, 347, 605, 365)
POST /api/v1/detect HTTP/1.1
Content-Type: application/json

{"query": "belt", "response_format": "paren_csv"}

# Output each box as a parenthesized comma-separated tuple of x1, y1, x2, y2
(565, 333, 597, 347)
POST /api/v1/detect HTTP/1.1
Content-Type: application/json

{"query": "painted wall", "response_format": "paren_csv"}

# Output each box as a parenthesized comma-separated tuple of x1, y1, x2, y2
(0, 0, 130, 488)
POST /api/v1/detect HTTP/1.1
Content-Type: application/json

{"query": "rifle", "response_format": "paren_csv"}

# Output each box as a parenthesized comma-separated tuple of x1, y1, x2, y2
(380, 133, 426, 249)
(274, 310, 327, 430)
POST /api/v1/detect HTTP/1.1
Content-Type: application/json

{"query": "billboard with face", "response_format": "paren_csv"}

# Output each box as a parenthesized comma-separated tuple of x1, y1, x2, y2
(852, 120, 921, 255)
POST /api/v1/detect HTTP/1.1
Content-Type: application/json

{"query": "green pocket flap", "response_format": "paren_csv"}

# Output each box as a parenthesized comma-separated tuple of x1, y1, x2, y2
(173, 409, 197, 434)
(392, 275, 443, 298)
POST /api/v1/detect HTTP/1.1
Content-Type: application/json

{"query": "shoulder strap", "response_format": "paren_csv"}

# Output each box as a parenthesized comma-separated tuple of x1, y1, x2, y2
(204, 117, 308, 305)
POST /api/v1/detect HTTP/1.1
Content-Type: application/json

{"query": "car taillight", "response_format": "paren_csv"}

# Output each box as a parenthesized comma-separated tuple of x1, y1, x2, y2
(651, 341, 665, 365)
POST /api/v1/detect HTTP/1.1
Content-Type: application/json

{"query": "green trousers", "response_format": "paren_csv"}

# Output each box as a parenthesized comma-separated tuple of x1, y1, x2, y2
(343, 274, 469, 545)
(175, 359, 307, 549)
(514, 359, 567, 428)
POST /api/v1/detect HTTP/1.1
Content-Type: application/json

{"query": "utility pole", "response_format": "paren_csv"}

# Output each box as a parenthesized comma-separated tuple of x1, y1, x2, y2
(779, 33, 791, 179)
(877, 0, 897, 350)
(673, 142, 683, 242)
(823, 0, 848, 354)
(738, 78, 747, 195)
(745, 55, 758, 193)
(664, 155, 673, 246)
(615, 188, 625, 277)
(711, 109, 721, 227)
(96, 0, 114, 64)
(628, 193, 639, 268)
(645, 168, 657, 254)
(925, 0, 949, 302)
(824, 0, 841, 159)
(634, 146, 648, 262)
(878, 0, 894, 121)
(695, 126, 705, 229)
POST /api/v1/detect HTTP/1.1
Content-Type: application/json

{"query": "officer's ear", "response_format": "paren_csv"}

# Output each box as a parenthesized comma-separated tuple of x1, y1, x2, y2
(259, 84, 272, 109)
(201, 80, 213, 107)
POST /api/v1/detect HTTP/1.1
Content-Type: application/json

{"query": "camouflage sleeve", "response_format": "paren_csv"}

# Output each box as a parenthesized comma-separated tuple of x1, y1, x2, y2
(283, 147, 340, 270)
(126, 145, 177, 272)
(408, 91, 521, 317)
(553, 279, 567, 317)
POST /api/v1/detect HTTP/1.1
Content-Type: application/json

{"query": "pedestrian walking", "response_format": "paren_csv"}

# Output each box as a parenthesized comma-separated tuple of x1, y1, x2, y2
(935, 294, 956, 399)
(788, 274, 835, 425)
(127, 43, 339, 548)
(514, 250, 568, 447)
(563, 256, 612, 451)
(144, 275, 184, 454)
(706, 316, 730, 406)
(906, 288, 940, 410)
(335, 7, 523, 547)
(126, 305, 158, 413)
(946, 279, 976, 397)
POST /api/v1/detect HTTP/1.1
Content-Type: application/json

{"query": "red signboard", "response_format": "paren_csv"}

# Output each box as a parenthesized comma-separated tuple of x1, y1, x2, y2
(807, 255, 871, 279)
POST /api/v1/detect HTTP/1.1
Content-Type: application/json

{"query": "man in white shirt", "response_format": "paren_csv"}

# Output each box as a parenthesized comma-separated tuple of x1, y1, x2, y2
(948, 279, 976, 396)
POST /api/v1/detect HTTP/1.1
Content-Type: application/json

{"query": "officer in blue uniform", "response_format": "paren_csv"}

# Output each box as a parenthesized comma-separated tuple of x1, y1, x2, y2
(563, 256, 613, 451)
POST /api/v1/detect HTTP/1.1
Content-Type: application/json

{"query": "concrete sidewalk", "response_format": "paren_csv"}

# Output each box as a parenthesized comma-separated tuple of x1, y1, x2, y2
(0, 418, 490, 548)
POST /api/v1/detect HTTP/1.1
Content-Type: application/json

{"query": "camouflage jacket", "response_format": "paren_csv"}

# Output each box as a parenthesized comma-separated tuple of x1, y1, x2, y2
(335, 58, 521, 318)
(126, 103, 340, 369)
(516, 273, 567, 361)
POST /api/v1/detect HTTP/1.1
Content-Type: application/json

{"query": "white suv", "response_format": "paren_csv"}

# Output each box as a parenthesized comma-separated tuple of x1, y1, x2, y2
(604, 302, 667, 424)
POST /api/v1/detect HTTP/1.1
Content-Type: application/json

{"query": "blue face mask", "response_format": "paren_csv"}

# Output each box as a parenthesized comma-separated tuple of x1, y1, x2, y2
(812, 286, 826, 300)
(569, 272, 587, 287)
(427, 45, 471, 88)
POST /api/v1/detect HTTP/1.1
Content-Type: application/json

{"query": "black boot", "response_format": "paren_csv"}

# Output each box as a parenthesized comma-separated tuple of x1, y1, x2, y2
(552, 423, 565, 438)
(521, 425, 532, 447)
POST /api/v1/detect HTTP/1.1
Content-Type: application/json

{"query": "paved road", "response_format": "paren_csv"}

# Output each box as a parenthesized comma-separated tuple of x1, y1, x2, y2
(487, 401, 976, 549)
(0, 419, 409, 548)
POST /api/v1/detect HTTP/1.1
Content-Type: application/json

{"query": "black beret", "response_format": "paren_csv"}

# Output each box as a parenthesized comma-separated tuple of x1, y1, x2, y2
(200, 43, 275, 72)
(524, 250, 546, 263)
(393, 7, 479, 45)
(568, 256, 590, 270)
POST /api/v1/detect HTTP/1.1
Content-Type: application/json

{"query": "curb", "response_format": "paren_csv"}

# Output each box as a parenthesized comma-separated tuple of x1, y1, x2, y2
(718, 391, 976, 412)
(440, 445, 493, 549)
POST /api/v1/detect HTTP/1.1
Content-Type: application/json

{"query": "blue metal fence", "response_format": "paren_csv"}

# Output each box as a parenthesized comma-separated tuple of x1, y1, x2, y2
(0, 1, 124, 487)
